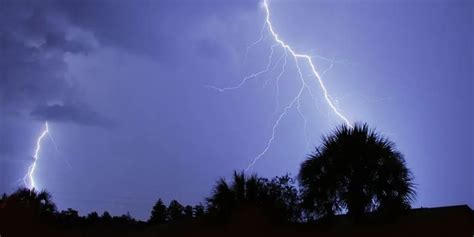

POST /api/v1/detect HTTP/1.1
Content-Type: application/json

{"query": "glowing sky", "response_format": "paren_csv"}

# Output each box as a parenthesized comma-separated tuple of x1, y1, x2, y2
(1, 0, 472, 220)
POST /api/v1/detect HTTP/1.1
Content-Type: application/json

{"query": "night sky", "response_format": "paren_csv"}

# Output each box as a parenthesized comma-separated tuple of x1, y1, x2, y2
(1, 0, 472, 220)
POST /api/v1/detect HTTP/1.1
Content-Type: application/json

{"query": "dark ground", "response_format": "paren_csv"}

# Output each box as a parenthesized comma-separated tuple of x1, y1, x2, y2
(1, 205, 473, 237)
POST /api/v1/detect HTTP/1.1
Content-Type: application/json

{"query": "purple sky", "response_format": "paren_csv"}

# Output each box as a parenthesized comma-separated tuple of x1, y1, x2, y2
(1, 0, 472, 220)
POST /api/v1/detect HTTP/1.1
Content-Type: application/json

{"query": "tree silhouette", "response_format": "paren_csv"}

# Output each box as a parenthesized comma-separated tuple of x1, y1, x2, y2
(0, 187, 58, 235)
(206, 171, 263, 220)
(149, 198, 167, 225)
(264, 175, 301, 222)
(206, 171, 300, 223)
(86, 211, 100, 226)
(184, 205, 194, 220)
(167, 200, 184, 222)
(57, 208, 81, 227)
(193, 203, 205, 220)
(2, 187, 57, 218)
(101, 211, 112, 225)
(299, 123, 416, 220)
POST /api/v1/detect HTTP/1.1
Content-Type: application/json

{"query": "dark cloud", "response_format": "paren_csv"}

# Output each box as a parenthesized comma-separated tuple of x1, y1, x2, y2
(50, 0, 181, 62)
(30, 103, 115, 128)
(52, 0, 257, 62)
(0, 0, 103, 126)
(0, 0, 256, 124)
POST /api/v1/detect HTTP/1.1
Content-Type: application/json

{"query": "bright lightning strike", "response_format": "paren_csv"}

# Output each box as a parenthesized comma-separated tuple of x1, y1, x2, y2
(208, 0, 354, 171)
(261, 0, 351, 127)
(23, 121, 50, 189)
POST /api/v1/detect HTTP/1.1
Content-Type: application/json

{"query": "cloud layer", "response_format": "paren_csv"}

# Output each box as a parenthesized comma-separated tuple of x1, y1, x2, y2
(0, 0, 107, 126)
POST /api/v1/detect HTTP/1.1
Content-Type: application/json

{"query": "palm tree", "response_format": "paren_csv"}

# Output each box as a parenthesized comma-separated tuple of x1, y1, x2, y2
(206, 171, 300, 223)
(0, 187, 57, 232)
(5, 187, 57, 217)
(206, 171, 263, 219)
(299, 123, 415, 220)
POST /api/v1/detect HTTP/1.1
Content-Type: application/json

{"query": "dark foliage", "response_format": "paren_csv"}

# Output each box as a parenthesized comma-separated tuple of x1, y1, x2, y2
(206, 171, 300, 224)
(0, 187, 57, 224)
(184, 205, 194, 220)
(166, 199, 185, 222)
(299, 123, 416, 220)
(148, 198, 167, 225)
(0, 188, 144, 236)
(193, 203, 205, 220)
(0, 123, 429, 235)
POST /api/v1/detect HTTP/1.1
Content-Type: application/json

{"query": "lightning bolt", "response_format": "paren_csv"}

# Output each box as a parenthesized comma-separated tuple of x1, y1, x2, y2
(23, 121, 50, 189)
(208, 0, 353, 171)
(261, 0, 351, 127)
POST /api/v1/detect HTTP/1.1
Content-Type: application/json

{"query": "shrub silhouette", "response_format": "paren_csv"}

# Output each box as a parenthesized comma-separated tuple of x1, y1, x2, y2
(299, 123, 416, 220)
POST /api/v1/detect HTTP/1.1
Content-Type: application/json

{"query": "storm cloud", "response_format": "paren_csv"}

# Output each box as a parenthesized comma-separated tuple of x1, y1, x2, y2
(2, 0, 471, 220)
(0, 0, 253, 126)
(0, 0, 105, 126)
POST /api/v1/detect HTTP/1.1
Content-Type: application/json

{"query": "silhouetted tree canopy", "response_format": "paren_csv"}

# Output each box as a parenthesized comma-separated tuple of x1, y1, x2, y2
(86, 211, 100, 225)
(0, 187, 57, 221)
(206, 171, 300, 223)
(101, 211, 112, 225)
(167, 200, 184, 222)
(0, 188, 144, 235)
(57, 208, 80, 227)
(299, 123, 416, 220)
(193, 203, 205, 220)
(0, 123, 425, 235)
(264, 175, 301, 222)
(149, 198, 167, 225)
(184, 205, 193, 220)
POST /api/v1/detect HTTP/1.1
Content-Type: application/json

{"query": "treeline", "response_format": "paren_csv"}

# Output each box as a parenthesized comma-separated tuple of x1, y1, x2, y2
(0, 173, 299, 230)
(0, 188, 144, 231)
(0, 123, 416, 233)
(147, 173, 301, 225)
